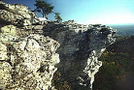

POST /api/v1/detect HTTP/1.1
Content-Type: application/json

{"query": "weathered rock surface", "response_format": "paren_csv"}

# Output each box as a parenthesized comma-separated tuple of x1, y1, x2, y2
(0, 24, 60, 90)
(0, 1, 117, 90)
(0, 1, 38, 26)
(43, 20, 116, 90)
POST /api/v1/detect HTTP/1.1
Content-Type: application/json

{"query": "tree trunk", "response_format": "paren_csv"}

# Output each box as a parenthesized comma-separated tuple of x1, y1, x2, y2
(43, 13, 48, 19)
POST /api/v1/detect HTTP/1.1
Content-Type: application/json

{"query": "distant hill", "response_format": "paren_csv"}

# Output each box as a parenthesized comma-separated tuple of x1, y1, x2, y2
(108, 24, 134, 36)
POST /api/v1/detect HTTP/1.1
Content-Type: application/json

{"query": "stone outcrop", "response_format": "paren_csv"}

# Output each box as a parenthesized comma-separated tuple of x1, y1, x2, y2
(43, 20, 116, 90)
(0, 1, 38, 26)
(0, 24, 60, 90)
(0, 1, 117, 90)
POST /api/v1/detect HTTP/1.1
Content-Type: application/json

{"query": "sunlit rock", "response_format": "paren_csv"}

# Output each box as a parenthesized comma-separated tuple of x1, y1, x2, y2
(0, 25, 16, 35)
(0, 42, 8, 61)
(0, 33, 60, 90)
(0, 1, 38, 26)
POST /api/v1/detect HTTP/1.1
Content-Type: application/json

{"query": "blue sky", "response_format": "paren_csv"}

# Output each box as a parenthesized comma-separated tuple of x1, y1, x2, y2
(2, 0, 134, 24)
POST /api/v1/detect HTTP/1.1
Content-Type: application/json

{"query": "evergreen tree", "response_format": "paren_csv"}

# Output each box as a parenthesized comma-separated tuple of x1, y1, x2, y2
(34, 0, 54, 19)
(54, 12, 62, 22)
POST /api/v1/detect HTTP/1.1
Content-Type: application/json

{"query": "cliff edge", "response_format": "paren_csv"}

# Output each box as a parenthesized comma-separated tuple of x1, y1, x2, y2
(0, 1, 116, 90)
(43, 20, 116, 90)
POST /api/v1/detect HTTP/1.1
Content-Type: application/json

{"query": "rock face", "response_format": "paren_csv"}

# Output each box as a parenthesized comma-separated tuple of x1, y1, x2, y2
(0, 1, 38, 26)
(0, 25, 60, 90)
(43, 21, 116, 90)
(0, 2, 117, 90)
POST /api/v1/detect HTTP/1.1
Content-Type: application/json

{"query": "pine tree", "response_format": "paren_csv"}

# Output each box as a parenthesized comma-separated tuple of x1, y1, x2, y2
(34, 0, 54, 19)
(54, 12, 62, 22)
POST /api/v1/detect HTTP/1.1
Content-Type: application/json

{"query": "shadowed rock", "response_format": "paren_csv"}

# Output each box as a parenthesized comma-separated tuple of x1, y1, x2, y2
(43, 21, 116, 90)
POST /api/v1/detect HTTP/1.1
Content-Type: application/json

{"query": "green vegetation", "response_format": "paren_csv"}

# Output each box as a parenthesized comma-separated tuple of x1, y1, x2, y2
(54, 12, 62, 22)
(93, 36, 134, 90)
(52, 36, 134, 90)
(34, 0, 62, 22)
(52, 71, 71, 90)
(34, 0, 54, 19)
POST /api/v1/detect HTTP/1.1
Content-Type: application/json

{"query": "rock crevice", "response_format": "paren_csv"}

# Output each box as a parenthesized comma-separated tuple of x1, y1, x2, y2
(43, 21, 116, 90)
(0, 2, 116, 90)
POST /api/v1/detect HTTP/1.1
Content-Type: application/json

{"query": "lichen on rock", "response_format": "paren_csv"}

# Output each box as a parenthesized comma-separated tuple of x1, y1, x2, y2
(0, 62, 12, 89)
(0, 1, 38, 26)
(0, 32, 60, 90)
(0, 25, 16, 35)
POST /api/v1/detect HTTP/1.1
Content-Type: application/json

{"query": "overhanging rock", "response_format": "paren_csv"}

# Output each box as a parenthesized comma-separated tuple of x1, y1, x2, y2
(43, 21, 116, 90)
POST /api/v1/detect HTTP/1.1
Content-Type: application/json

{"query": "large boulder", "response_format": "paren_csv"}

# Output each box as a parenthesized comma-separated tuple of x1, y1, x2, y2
(0, 25, 60, 90)
(0, 1, 38, 26)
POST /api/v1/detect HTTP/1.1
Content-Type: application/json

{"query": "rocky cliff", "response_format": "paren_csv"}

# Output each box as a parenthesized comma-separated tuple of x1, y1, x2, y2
(0, 1, 116, 90)
(0, 1, 60, 90)
(43, 21, 116, 90)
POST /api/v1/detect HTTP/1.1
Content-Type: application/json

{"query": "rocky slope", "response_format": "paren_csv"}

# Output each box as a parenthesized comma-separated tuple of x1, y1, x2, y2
(0, 33, 60, 90)
(0, 1, 116, 90)
(0, 1, 60, 90)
